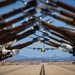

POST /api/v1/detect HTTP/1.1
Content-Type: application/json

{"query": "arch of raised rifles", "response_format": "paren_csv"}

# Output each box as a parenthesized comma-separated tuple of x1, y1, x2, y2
(0, 0, 75, 61)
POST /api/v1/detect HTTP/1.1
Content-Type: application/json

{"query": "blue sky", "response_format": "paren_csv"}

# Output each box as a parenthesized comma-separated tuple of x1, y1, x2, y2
(0, 0, 75, 57)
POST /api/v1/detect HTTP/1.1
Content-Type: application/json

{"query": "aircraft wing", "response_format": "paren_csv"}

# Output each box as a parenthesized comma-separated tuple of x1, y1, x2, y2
(26, 47, 41, 50)
(45, 48, 56, 50)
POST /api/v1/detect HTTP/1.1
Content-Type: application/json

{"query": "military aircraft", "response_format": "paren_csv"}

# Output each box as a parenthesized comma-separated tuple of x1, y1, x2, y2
(26, 47, 55, 52)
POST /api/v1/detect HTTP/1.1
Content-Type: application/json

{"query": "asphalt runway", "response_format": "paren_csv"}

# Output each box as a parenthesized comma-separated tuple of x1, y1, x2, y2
(45, 65, 75, 75)
(0, 63, 75, 75)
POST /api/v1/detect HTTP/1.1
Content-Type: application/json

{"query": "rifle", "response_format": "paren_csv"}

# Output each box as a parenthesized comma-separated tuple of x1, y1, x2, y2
(46, 0, 75, 13)
(42, 7, 75, 19)
(0, 7, 36, 20)
(0, 17, 36, 39)
(41, 11, 75, 26)
(0, 25, 39, 44)
(0, 0, 17, 8)
(6, 38, 38, 50)
(42, 21, 75, 43)
(50, 31, 74, 44)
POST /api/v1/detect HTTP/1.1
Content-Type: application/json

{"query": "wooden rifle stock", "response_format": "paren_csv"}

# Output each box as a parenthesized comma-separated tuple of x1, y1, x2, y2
(45, 13, 75, 26)
(0, 7, 36, 20)
(41, 40, 60, 48)
(42, 22, 75, 35)
(6, 38, 38, 50)
(53, 14, 75, 25)
(0, 8, 36, 29)
(47, 6, 75, 19)
(43, 31, 69, 44)
(60, 10, 75, 19)
(0, 0, 37, 8)
(0, 15, 25, 29)
(0, 30, 34, 44)
(0, 24, 26, 39)
(42, 22, 75, 43)
(0, 26, 39, 44)
(0, 0, 17, 8)
(50, 31, 74, 44)
(57, 1, 75, 13)
(0, 22, 34, 39)
(47, 35, 69, 44)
